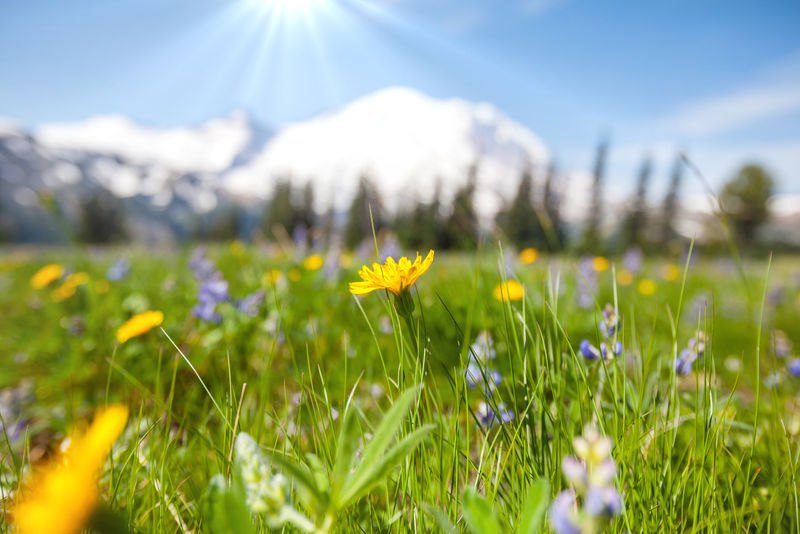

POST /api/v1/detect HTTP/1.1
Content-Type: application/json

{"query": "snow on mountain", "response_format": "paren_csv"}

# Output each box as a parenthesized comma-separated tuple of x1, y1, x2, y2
(36, 110, 259, 174)
(224, 87, 550, 220)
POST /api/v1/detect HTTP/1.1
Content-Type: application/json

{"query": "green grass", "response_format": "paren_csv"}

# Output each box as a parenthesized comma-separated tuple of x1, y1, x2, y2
(1, 243, 799, 533)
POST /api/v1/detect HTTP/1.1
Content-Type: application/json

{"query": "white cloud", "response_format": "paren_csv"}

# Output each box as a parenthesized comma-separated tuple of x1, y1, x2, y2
(663, 87, 800, 136)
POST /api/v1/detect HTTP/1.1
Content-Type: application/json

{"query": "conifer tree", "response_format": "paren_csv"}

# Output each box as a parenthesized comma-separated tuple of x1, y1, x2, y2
(77, 191, 127, 243)
(496, 163, 545, 248)
(619, 156, 652, 251)
(345, 175, 383, 249)
(579, 137, 608, 254)
(542, 161, 566, 251)
(659, 153, 683, 247)
(263, 180, 294, 240)
(444, 164, 479, 250)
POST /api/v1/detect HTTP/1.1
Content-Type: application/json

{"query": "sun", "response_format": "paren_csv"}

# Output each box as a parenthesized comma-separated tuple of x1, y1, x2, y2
(257, 0, 328, 13)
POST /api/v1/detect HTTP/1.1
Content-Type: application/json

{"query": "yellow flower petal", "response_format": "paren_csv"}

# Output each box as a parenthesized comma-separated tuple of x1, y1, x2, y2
(493, 280, 524, 302)
(30, 264, 64, 289)
(519, 248, 539, 264)
(592, 256, 610, 272)
(616, 269, 634, 286)
(638, 279, 656, 296)
(661, 264, 680, 282)
(349, 250, 434, 296)
(12, 405, 128, 534)
(303, 254, 324, 271)
(116, 310, 164, 343)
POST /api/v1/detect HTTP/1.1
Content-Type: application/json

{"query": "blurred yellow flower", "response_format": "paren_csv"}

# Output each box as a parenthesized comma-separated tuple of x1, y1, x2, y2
(303, 254, 324, 271)
(51, 272, 90, 302)
(229, 240, 245, 256)
(288, 268, 302, 282)
(661, 264, 680, 282)
(339, 254, 353, 269)
(349, 250, 434, 296)
(94, 279, 110, 294)
(638, 279, 656, 296)
(493, 280, 524, 302)
(12, 404, 129, 534)
(616, 269, 634, 286)
(592, 256, 610, 272)
(519, 248, 539, 264)
(263, 269, 283, 285)
(116, 310, 164, 343)
(30, 264, 63, 289)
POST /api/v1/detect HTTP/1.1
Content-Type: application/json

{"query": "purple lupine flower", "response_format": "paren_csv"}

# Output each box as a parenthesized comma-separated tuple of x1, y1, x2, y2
(236, 290, 264, 317)
(580, 340, 620, 361)
(549, 490, 581, 534)
(767, 286, 784, 306)
(623, 247, 643, 274)
(192, 298, 221, 324)
(477, 401, 514, 427)
(576, 257, 597, 310)
(292, 225, 309, 255)
(105, 258, 130, 281)
(189, 247, 215, 280)
(585, 486, 623, 517)
(674, 348, 696, 375)
(465, 363, 501, 391)
(470, 331, 497, 361)
(773, 330, 792, 359)
(199, 271, 229, 303)
(599, 304, 619, 338)
(580, 339, 601, 360)
(788, 359, 800, 377)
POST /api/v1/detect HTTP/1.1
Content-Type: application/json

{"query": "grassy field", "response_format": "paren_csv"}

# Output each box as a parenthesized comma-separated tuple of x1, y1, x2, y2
(1, 243, 799, 533)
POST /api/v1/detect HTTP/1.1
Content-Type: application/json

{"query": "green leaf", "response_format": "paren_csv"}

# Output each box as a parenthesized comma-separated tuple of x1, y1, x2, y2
(462, 487, 502, 534)
(337, 386, 420, 506)
(330, 404, 361, 500)
(87, 504, 135, 534)
(421, 502, 458, 534)
(204, 474, 257, 534)
(517, 478, 550, 534)
(264, 452, 328, 509)
(338, 424, 433, 506)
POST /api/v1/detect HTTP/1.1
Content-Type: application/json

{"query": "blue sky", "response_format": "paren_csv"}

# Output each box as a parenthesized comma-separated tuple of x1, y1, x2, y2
(1, 0, 799, 193)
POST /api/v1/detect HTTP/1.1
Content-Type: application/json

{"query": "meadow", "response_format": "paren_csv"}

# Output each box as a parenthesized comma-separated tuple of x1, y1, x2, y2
(1, 243, 799, 533)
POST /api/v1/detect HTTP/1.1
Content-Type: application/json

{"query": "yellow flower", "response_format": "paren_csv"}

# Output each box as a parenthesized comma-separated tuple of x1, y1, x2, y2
(339, 254, 353, 269)
(30, 264, 64, 289)
(616, 269, 634, 286)
(349, 250, 434, 296)
(52, 272, 90, 302)
(12, 404, 129, 534)
(303, 254, 324, 271)
(592, 256, 610, 272)
(94, 279, 110, 294)
(638, 279, 656, 296)
(116, 310, 164, 343)
(661, 264, 680, 282)
(263, 269, 283, 285)
(229, 240, 245, 256)
(288, 268, 302, 282)
(493, 280, 524, 302)
(519, 248, 539, 265)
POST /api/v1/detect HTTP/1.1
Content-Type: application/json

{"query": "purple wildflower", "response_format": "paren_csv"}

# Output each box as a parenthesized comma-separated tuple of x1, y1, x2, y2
(549, 490, 581, 534)
(236, 290, 264, 317)
(105, 258, 130, 281)
(477, 401, 514, 427)
(788, 359, 800, 378)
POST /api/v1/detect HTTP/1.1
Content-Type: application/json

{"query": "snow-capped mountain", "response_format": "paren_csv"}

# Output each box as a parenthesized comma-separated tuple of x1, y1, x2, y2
(1, 87, 555, 241)
(225, 87, 550, 218)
